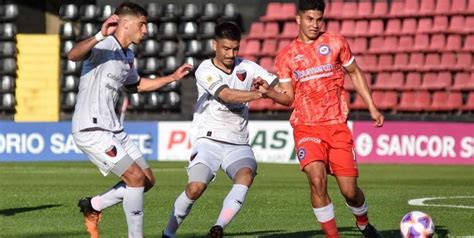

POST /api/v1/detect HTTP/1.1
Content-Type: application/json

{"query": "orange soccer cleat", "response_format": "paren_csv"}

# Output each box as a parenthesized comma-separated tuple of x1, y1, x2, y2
(78, 197, 102, 238)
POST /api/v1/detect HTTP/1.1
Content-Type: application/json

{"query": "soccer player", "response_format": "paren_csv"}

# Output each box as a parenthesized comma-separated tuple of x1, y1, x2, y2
(68, 2, 192, 237)
(254, 0, 384, 237)
(162, 21, 278, 238)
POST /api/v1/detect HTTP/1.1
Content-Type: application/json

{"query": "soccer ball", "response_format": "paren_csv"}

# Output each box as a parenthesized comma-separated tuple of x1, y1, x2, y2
(400, 211, 435, 238)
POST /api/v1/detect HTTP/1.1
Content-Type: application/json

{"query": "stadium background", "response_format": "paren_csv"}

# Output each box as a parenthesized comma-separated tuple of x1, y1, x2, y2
(0, 0, 472, 163)
(0, 0, 473, 236)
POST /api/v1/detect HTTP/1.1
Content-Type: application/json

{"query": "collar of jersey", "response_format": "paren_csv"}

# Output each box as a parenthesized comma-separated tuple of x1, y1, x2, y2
(211, 57, 239, 75)
(110, 35, 128, 58)
(295, 32, 325, 45)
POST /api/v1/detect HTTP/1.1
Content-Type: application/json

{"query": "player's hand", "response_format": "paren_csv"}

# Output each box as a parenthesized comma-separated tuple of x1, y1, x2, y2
(101, 14, 119, 36)
(370, 108, 384, 127)
(253, 77, 269, 93)
(171, 63, 193, 81)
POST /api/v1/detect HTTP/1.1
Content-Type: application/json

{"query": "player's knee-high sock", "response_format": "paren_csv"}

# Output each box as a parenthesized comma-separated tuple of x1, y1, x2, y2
(313, 203, 339, 238)
(91, 181, 126, 211)
(163, 191, 195, 236)
(215, 184, 248, 228)
(346, 201, 369, 230)
(123, 186, 144, 238)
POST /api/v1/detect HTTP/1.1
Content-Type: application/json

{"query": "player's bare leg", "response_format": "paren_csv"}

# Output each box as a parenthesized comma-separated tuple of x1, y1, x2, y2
(336, 176, 380, 238)
(210, 167, 254, 238)
(304, 161, 339, 238)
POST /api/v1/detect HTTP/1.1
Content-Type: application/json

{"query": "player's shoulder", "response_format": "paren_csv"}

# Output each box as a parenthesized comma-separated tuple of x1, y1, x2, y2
(195, 59, 216, 76)
(196, 59, 212, 70)
(95, 36, 116, 49)
(276, 39, 297, 59)
(236, 57, 258, 68)
(321, 32, 347, 44)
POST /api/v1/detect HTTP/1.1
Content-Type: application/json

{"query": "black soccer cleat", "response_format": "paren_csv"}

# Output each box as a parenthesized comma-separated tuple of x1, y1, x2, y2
(78, 197, 101, 214)
(162, 230, 171, 238)
(358, 223, 382, 238)
(208, 225, 224, 238)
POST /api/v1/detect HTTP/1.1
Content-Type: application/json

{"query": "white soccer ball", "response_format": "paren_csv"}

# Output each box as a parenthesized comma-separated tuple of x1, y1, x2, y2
(400, 211, 435, 238)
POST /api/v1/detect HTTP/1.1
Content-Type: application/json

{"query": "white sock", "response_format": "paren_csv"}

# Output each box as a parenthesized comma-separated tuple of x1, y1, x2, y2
(215, 184, 248, 228)
(163, 191, 195, 236)
(346, 201, 368, 216)
(91, 181, 126, 211)
(346, 202, 369, 230)
(123, 186, 144, 238)
(313, 203, 335, 223)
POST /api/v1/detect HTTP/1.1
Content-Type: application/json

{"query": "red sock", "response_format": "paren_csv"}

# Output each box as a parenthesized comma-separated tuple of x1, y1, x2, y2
(355, 213, 369, 227)
(320, 218, 339, 238)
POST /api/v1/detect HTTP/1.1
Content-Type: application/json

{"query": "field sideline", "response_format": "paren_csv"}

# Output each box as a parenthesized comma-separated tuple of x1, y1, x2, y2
(0, 161, 473, 237)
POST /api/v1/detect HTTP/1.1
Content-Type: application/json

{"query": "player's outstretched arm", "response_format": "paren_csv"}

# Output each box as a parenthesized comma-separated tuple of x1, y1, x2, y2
(134, 63, 193, 93)
(254, 78, 294, 107)
(345, 61, 384, 127)
(67, 15, 119, 61)
(217, 87, 263, 104)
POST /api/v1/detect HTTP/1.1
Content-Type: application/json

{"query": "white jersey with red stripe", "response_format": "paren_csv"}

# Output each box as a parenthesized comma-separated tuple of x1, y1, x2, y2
(191, 57, 278, 145)
(72, 36, 139, 133)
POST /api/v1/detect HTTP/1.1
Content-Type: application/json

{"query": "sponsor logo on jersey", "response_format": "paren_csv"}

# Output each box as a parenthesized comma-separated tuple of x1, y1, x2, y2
(297, 147, 306, 161)
(107, 73, 121, 81)
(105, 83, 119, 94)
(298, 137, 322, 145)
(318, 44, 330, 56)
(236, 69, 247, 82)
(293, 63, 334, 80)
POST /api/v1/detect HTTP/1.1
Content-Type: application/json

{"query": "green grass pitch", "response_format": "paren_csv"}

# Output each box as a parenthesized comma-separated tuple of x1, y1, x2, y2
(0, 161, 473, 237)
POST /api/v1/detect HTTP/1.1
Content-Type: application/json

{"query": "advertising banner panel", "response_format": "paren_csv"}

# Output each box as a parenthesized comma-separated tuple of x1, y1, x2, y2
(0, 121, 158, 161)
(352, 121, 474, 164)
(158, 121, 296, 163)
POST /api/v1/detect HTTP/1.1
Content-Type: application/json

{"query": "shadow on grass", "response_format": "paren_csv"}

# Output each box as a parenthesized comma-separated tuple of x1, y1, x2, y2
(0, 204, 62, 216)
(172, 225, 449, 238)
(13, 231, 84, 238)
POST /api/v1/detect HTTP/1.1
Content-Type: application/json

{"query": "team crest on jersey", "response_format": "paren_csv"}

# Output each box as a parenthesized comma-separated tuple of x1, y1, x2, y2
(236, 69, 247, 82)
(297, 148, 306, 161)
(207, 75, 214, 83)
(318, 44, 330, 56)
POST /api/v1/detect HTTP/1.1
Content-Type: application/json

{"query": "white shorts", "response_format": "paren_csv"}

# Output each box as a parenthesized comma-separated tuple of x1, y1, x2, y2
(73, 131, 148, 176)
(188, 138, 257, 178)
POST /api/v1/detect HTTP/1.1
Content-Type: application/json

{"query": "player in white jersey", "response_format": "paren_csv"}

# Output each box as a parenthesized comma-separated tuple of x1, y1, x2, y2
(162, 22, 278, 238)
(67, 2, 192, 238)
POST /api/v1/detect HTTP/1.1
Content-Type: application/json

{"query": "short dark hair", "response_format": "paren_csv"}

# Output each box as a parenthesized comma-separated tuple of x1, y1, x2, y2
(114, 1, 147, 17)
(298, 0, 326, 14)
(214, 21, 241, 41)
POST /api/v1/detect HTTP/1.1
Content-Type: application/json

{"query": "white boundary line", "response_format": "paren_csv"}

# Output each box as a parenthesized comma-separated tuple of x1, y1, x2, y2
(408, 196, 474, 209)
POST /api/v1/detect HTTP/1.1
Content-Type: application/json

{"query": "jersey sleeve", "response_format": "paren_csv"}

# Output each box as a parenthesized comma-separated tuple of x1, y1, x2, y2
(124, 54, 140, 86)
(250, 61, 278, 88)
(124, 68, 140, 88)
(195, 66, 228, 97)
(339, 35, 355, 68)
(275, 51, 292, 84)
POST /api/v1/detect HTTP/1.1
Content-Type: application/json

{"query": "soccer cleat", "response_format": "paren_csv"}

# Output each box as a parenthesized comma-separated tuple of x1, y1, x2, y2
(208, 225, 224, 238)
(78, 197, 102, 238)
(358, 223, 382, 238)
(161, 230, 172, 238)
